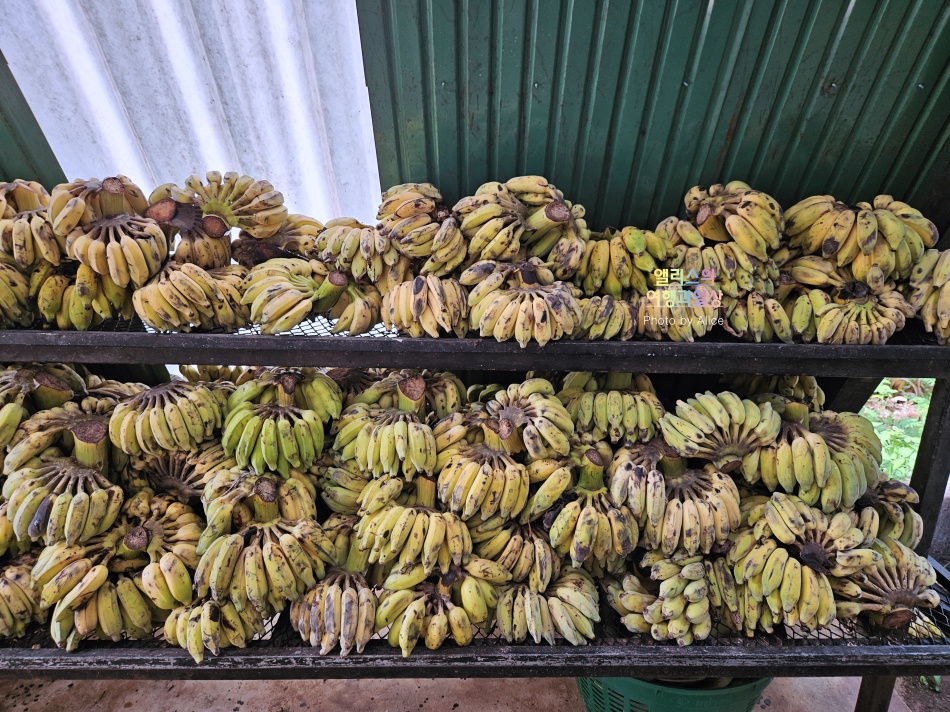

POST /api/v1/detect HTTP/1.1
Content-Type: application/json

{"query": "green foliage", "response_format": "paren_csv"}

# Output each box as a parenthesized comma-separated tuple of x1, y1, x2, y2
(860, 379, 933, 482)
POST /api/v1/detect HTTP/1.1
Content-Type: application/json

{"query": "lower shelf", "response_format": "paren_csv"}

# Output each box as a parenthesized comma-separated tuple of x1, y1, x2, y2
(3, 589, 949, 680)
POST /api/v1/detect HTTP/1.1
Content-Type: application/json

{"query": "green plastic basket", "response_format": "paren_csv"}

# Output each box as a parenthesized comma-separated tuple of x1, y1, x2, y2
(576, 676, 772, 712)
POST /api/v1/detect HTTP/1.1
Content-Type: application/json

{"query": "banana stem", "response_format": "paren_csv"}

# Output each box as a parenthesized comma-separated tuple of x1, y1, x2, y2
(397, 375, 426, 414)
(575, 449, 606, 491)
(250, 493, 280, 522)
(415, 476, 437, 509)
(71, 423, 110, 472)
(97, 178, 128, 218)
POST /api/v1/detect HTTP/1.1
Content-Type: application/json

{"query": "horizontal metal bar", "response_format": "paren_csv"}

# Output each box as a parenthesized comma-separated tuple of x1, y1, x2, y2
(3, 330, 950, 376)
(1, 640, 948, 679)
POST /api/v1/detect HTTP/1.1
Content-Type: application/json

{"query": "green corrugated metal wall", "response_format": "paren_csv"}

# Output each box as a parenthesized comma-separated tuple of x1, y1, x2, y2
(356, 0, 950, 237)
(0, 50, 65, 185)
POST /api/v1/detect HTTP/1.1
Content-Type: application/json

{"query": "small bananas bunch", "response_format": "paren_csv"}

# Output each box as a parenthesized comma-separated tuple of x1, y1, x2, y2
(862, 479, 924, 550)
(556, 371, 664, 444)
(723, 374, 825, 412)
(634, 462, 740, 556)
(373, 584, 470, 657)
(494, 583, 555, 644)
(134, 262, 249, 332)
(482, 378, 574, 458)
(229, 367, 343, 423)
(659, 391, 780, 472)
(471, 519, 560, 592)
(807, 409, 883, 490)
(319, 282, 380, 336)
(317, 461, 371, 515)
(164, 597, 265, 663)
(684, 181, 784, 263)
(241, 258, 348, 334)
(0, 179, 64, 268)
(0, 364, 83, 447)
(332, 402, 437, 480)
(289, 567, 377, 655)
(3, 399, 114, 474)
(833, 536, 939, 629)
(222, 404, 325, 477)
(436, 441, 530, 521)
(315, 218, 402, 286)
(633, 550, 713, 645)
(571, 295, 638, 341)
(181, 171, 287, 239)
(786, 194, 937, 278)
(905, 248, 950, 344)
(58, 177, 168, 288)
(119, 490, 203, 609)
(31, 262, 133, 330)
(48, 176, 147, 232)
(195, 518, 337, 617)
(251, 213, 324, 259)
(109, 380, 225, 456)
(355, 506, 471, 573)
(377, 183, 460, 266)
(0, 555, 44, 638)
(147, 181, 235, 269)
(521, 567, 602, 646)
(170, 226, 232, 270)
(178, 365, 253, 385)
(452, 181, 528, 263)
(3, 454, 124, 545)
(382, 274, 469, 337)
(130, 442, 234, 504)
(0, 254, 32, 327)
(635, 284, 720, 342)
(575, 228, 651, 298)
(752, 493, 881, 577)
(410, 216, 469, 276)
(654, 216, 703, 251)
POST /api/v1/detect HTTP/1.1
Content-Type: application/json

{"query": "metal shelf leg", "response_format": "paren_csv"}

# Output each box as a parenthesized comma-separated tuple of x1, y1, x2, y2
(910, 378, 950, 556)
(855, 676, 897, 712)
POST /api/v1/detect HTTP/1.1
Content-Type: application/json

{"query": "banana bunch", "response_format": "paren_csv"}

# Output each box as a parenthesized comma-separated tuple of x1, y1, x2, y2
(603, 572, 658, 636)
(377, 183, 460, 265)
(178, 171, 287, 239)
(200, 469, 317, 550)
(332, 402, 436, 480)
(752, 401, 857, 511)
(164, 597, 265, 663)
(0, 554, 45, 638)
(0, 180, 65, 268)
(436, 441, 531, 521)
(786, 195, 937, 279)
(3, 400, 114, 475)
(31, 262, 134, 330)
(327, 282, 383, 336)
(289, 567, 376, 655)
(3, 453, 124, 545)
(684, 181, 784, 263)
(178, 365, 253, 385)
(654, 216, 703, 252)
(81, 373, 147, 411)
(632, 549, 713, 645)
(570, 295, 638, 341)
(48, 176, 148, 234)
(118, 490, 203, 609)
(222, 403, 325, 477)
(317, 460, 371, 514)
(229, 367, 343, 423)
(195, 518, 337, 616)
(356, 505, 471, 574)
(132, 442, 235, 503)
(452, 181, 528, 263)
(134, 262, 249, 332)
(314, 218, 389, 284)
(411, 216, 469, 276)
(722, 374, 825, 412)
(807, 410, 883, 490)
(635, 285, 720, 342)
(109, 379, 225, 456)
(170, 227, 232, 270)
(861, 479, 924, 550)
(0, 364, 83, 447)
(833, 536, 939, 629)
(482, 378, 574, 458)
(252, 214, 324, 259)
(470, 275, 582, 347)
(659, 391, 780, 472)
(373, 584, 471, 657)
(470, 519, 560, 592)
(632, 462, 741, 556)
(510, 567, 601, 646)
(0, 255, 32, 327)
(556, 373, 664, 443)
(517, 196, 590, 280)
(382, 274, 469, 337)
(750, 493, 881, 577)
(905, 248, 950, 344)
(575, 228, 651, 298)
(682, 238, 776, 298)
(241, 257, 346, 333)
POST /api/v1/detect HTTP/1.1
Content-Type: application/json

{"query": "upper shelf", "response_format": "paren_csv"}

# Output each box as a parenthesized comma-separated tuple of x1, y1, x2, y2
(1, 317, 948, 376)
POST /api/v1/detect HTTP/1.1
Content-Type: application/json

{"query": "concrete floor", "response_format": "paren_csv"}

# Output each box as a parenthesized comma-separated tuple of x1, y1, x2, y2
(0, 676, 915, 712)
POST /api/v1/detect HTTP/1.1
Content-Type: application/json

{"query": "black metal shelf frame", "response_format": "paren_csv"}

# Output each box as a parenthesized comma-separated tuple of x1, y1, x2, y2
(2, 322, 950, 712)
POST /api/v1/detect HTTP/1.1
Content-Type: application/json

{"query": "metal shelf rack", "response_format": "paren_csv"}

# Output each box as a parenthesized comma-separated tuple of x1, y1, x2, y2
(2, 319, 949, 712)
